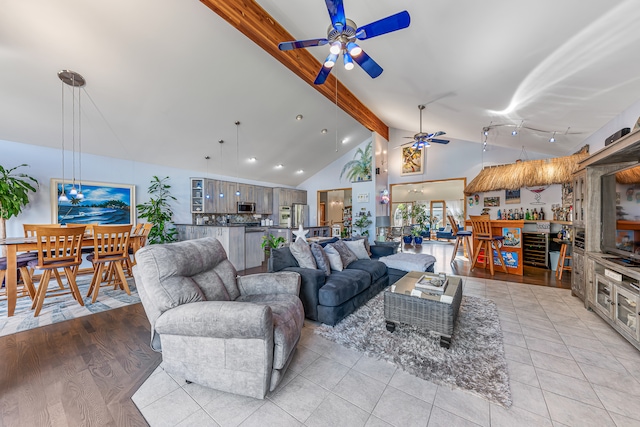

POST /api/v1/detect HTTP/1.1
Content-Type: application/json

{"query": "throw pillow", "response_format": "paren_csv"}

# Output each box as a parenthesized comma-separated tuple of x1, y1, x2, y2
(289, 238, 317, 269)
(332, 240, 358, 267)
(323, 244, 344, 271)
(310, 243, 331, 276)
(343, 239, 370, 260)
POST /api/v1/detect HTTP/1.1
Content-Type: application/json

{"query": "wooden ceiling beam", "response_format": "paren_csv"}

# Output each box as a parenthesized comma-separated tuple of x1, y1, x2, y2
(200, 0, 389, 141)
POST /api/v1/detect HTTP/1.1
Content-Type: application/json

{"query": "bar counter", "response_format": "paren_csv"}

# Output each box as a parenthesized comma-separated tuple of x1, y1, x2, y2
(465, 219, 525, 276)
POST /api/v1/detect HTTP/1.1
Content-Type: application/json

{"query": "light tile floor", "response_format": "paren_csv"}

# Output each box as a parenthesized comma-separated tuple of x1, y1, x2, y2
(132, 278, 640, 427)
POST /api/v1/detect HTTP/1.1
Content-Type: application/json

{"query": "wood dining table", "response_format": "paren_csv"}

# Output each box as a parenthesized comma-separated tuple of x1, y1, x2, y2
(1, 234, 144, 317)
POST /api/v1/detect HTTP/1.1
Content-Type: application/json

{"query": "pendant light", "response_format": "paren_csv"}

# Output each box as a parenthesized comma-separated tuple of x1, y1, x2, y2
(235, 121, 241, 197)
(57, 70, 85, 202)
(218, 140, 224, 198)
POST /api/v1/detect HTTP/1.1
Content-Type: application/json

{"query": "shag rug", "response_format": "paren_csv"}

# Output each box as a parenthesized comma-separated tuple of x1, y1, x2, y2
(315, 292, 512, 407)
(0, 276, 140, 337)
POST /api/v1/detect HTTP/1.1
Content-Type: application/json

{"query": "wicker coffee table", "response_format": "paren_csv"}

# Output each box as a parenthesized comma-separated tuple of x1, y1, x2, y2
(384, 271, 463, 348)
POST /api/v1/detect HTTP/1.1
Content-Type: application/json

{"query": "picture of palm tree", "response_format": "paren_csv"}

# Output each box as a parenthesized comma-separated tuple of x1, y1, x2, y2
(340, 141, 372, 182)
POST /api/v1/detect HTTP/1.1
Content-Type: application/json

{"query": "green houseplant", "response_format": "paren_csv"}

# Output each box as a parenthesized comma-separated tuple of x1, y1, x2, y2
(261, 234, 286, 257)
(339, 141, 372, 182)
(0, 164, 39, 248)
(136, 176, 177, 244)
(353, 215, 372, 237)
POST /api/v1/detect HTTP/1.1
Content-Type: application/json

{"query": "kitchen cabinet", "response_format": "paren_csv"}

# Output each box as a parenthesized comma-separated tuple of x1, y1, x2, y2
(191, 179, 204, 213)
(272, 188, 307, 220)
(175, 225, 245, 270)
(245, 229, 266, 269)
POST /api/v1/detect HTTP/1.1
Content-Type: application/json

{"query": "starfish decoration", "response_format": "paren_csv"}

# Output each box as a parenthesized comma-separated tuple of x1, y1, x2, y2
(293, 224, 309, 242)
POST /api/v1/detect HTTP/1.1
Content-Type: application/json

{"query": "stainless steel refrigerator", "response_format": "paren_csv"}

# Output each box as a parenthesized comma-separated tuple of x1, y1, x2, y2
(291, 204, 309, 228)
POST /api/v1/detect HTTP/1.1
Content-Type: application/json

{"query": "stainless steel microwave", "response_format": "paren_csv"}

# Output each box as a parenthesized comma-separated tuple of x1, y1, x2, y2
(237, 202, 256, 213)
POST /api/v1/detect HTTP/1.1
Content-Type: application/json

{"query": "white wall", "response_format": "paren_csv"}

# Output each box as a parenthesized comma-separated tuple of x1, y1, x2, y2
(576, 98, 640, 154)
(298, 135, 373, 227)
(1, 139, 282, 237)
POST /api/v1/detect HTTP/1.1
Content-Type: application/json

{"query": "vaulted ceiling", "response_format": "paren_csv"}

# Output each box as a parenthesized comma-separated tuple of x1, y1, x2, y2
(2, 0, 639, 186)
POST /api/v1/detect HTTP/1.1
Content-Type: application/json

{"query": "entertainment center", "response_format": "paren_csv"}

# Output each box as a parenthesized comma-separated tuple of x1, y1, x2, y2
(574, 128, 640, 350)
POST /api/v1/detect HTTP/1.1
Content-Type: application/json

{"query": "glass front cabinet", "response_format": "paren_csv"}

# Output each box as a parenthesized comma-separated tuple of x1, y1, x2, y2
(615, 286, 639, 339)
(594, 274, 614, 318)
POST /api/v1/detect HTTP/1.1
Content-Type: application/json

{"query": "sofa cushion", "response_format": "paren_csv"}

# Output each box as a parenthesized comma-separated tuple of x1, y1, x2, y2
(318, 269, 371, 307)
(331, 240, 358, 267)
(343, 239, 370, 260)
(310, 243, 331, 276)
(289, 239, 317, 269)
(237, 293, 304, 370)
(323, 244, 344, 271)
(347, 259, 387, 282)
(270, 247, 299, 272)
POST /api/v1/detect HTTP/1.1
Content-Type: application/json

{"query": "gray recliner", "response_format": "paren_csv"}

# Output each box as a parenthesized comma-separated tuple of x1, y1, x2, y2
(132, 237, 304, 399)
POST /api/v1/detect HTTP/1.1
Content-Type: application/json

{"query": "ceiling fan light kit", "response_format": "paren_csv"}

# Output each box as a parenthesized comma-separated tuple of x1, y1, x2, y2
(278, 0, 410, 84)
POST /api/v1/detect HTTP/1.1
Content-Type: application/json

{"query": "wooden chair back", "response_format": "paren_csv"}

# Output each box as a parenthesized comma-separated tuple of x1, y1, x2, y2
(33, 225, 86, 269)
(92, 225, 131, 263)
(469, 215, 493, 239)
(23, 223, 61, 238)
(66, 223, 96, 236)
(447, 215, 459, 234)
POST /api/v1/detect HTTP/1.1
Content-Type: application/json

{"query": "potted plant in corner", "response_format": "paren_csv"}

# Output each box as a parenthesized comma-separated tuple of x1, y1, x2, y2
(136, 176, 178, 244)
(261, 234, 286, 259)
(0, 164, 39, 254)
(397, 204, 413, 244)
(411, 227, 423, 245)
(412, 203, 430, 240)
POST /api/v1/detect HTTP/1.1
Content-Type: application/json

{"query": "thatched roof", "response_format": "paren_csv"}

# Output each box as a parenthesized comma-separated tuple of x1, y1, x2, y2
(616, 165, 640, 184)
(464, 152, 589, 195)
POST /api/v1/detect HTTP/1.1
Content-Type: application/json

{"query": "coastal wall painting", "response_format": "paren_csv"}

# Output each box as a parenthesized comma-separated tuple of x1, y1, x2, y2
(50, 179, 135, 225)
(401, 147, 424, 176)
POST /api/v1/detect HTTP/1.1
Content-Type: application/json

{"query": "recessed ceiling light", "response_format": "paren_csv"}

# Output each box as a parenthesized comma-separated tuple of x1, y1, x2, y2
(296, 114, 303, 121)
(321, 128, 328, 134)
(275, 164, 284, 169)
(248, 157, 257, 162)
(341, 138, 349, 144)
(296, 170, 304, 174)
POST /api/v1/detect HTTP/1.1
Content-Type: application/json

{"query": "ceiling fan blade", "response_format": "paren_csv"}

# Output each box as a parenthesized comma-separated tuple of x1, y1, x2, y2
(430, 131, 446, 137)
(352, 50, 383, 79)
(278, 38, 328, 51)
(429, 139, 450, 144)
(314, 65, 334, 85)
(355, 11, 410, 40)
(325, 0, 346, 32)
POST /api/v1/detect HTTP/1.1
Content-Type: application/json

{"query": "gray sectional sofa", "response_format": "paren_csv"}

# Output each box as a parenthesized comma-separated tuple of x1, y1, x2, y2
(268, 238, 391, 325)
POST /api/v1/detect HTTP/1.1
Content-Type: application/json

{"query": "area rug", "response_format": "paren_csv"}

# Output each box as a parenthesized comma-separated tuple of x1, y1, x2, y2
(0, 276, 140, 337)
(315, 293, 512, 407)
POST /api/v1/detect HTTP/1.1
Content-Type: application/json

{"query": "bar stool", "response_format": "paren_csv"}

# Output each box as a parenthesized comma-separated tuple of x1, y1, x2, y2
(449, 215, 473, 263)
(469, 215, 508, 276)
(554, 238, 572, 280)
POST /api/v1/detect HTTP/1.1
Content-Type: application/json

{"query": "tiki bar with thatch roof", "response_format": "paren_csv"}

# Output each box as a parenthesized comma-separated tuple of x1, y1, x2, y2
(461, 150, 589, 277)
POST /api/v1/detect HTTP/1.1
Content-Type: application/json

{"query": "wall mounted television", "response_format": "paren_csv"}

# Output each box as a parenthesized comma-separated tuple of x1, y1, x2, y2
(601, 163, 640, 264)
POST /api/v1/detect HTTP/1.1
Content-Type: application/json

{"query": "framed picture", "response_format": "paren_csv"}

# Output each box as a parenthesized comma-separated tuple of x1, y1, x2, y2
(505, 189, 521, 204)
(401, 147, 424, 176)
(50, 179, 136, 225)
(484, 196, 500, 207)
(502, 227, 521, 248)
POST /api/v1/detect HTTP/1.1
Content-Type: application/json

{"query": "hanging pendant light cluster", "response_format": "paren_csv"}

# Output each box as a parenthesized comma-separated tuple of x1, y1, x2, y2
(58, 70, 86, 202)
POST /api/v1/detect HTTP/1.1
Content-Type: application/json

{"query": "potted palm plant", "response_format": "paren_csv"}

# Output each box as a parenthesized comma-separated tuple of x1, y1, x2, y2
(353, 215, 372, 237)
(0, 164, 38, 253)
(339, 141, 372, 182)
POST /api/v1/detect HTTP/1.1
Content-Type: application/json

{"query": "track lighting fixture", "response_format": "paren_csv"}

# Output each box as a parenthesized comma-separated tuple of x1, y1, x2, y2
(549, 132, 556, 143)
(482, 122, 577, 141)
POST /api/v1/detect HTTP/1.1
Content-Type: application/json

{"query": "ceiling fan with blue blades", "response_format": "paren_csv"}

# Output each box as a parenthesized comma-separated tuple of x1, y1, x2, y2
(278, 0, 410, 84)
(401, 105, 449, 149)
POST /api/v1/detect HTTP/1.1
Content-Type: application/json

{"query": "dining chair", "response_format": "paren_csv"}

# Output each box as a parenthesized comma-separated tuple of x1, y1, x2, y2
(0, 256, 37, 304)
(86, 225, 132, 303)
(469, 215, 508, 276)
(23, 223, 66, 289)
(124, 222, 153, 277)
(25, 225, 87, 316)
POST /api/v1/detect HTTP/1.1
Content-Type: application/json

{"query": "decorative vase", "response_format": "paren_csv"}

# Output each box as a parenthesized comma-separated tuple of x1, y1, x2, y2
(403, 235, 413, 244)
(414, 236, 423, 245)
